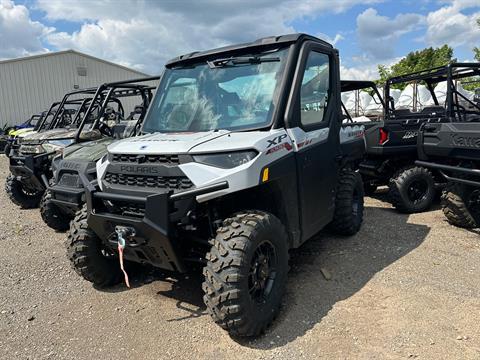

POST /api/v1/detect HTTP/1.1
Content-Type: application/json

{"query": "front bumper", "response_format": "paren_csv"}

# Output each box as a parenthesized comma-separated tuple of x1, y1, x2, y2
(9, 152, 53, 190)
(85, 181, 228, 272)
(416, 160, 480, 188)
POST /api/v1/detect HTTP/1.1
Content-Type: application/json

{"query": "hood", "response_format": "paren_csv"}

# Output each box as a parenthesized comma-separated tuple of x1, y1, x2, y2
(11, 127, 35, 136)
(107, 130, 230, 155)
(63, 138, 114, 161)
(21, 128, 77, 143)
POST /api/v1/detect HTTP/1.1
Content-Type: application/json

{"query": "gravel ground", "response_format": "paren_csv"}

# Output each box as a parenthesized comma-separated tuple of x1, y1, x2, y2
(0, 156, 479, 360)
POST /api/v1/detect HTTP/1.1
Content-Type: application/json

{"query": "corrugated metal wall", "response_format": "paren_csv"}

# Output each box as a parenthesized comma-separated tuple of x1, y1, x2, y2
(0, 51, 155, 128)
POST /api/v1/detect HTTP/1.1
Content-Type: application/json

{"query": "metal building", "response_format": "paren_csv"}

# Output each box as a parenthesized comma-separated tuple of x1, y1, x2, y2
(0, 50, 150, 128)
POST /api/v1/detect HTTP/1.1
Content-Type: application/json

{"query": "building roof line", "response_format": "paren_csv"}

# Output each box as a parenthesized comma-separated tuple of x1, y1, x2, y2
(0, 49, 150, 77)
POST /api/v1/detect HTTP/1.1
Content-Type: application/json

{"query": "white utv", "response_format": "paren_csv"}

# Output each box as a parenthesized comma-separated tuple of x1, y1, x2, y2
(67, 33, 366, 337)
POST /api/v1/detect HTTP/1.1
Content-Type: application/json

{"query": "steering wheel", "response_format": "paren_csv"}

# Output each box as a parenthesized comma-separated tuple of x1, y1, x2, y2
(98, 121, 114, 137)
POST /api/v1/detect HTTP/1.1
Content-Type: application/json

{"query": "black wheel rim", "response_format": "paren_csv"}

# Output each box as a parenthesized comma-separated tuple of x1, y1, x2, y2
(407, 179, 429, 204)
(248, 240, 277, 303)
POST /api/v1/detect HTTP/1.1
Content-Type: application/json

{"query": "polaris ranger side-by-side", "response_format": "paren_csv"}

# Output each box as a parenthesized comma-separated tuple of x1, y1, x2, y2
(45, 78, 370, 232)
(41, 77, 159, 231)
(6, 88, 99, 208)
(67, 34, 366, 337)
(4, 101, 66, 157)
(6, 78, 158, 209)
(416, 64, 480, 228)
(360, 64, 480, 213)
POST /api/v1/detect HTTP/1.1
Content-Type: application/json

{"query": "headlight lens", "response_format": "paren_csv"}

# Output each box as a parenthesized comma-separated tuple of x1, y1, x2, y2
(193, 150, 258, 169)
(19, 144, 45, 154)
(43, 139, 75, 153)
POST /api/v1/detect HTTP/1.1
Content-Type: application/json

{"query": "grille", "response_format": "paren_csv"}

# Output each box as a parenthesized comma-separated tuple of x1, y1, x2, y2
(112, 153, 180, 165)
(104, 172, 194, 190)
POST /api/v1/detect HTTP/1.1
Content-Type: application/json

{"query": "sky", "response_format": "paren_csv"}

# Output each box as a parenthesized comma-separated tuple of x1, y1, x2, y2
(1, 0, 479, 79)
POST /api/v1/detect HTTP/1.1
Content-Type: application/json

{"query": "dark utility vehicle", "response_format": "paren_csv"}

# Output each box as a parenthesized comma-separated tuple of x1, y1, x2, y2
(416, 63, 480, 228)
(41, 77, 158, 231)
(67, 34, 367, 337)
(360, 64, 480, 213)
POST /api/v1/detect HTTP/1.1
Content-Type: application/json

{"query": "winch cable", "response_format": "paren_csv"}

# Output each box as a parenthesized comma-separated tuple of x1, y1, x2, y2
(115, 228, 131, 288)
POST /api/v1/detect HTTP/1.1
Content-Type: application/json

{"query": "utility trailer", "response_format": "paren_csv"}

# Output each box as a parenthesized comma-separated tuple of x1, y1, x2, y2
(66, 33, 366, 337)
(41, 77, 159, 231)
(360, 63, 480, 213)
(416, 63, 480, 228)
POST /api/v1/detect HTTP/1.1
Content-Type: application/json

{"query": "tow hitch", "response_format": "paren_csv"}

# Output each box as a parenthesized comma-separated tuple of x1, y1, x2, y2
(115, 226, 136, 288)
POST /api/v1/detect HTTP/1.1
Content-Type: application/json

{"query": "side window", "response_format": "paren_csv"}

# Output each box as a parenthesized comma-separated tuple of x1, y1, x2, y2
(300, 51, 330, 127)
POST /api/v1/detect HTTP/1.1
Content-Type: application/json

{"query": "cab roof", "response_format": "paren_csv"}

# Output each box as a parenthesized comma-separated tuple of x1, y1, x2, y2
(166, 33, 333, 68)
(341, 80, 378, 92)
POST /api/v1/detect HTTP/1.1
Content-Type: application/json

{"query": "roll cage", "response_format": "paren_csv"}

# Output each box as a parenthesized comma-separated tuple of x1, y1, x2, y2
(385, 63, 480, 122)
(340, 80, 385, 121)
(74, 76, 159, 142)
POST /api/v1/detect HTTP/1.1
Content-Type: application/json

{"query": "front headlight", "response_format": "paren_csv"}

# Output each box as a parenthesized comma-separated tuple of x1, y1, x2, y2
(193, 150, 258, 169)
(19, 144, 45, 154)
(43, 139, 74, 153)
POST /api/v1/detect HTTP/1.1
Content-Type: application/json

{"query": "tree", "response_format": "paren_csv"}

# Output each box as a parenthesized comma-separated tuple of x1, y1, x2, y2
(473, 18, 480, 62)
(377, 45, 454, 89)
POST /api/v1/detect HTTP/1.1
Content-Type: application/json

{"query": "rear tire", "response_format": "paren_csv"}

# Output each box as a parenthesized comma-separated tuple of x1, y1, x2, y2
(40, 189, 73, 231)
(441, 183, 479, 229)
(5, 174, 43, 209)
(389, 166, 435, 213)
(67, 205, 121, 287)
(330, 169, 364, 235)
(202, 211, 289, 337)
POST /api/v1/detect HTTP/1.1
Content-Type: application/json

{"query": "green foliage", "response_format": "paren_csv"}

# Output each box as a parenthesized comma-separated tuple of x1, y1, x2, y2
(377, 45, 454, 89)
(473, 18, 480, 62)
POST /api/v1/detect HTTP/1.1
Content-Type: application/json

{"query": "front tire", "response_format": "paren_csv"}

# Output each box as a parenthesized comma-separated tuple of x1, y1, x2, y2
(4, 143, 11, 157)
(389, 166, 435, 213)
(67, 206, 121, 287)
(5, 174, 43, 209)
(441, 183, 479, 229)
(40, 189, 73, 231)
(330, 169, 364, 235)
(202, 211, 289, 337)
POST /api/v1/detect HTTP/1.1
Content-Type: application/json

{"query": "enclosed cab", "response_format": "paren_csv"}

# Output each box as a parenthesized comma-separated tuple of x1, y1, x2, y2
(67, 33, 366, 337)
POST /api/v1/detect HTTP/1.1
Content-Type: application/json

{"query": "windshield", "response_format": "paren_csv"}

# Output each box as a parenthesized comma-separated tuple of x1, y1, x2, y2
(143, 47, 290, 133)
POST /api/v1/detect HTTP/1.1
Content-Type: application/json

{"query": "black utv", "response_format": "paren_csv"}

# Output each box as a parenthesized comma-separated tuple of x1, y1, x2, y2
(416, 63, 480, 228)
(360, 64, 480, 213)
(66, 33, 367, 337)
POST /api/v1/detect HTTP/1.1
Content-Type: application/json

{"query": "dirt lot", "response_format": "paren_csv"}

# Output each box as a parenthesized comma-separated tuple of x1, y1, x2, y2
(0, 157, 479, 360)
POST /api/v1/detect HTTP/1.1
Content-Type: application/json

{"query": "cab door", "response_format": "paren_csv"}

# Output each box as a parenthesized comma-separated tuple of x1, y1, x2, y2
(285, 42, 341, 242)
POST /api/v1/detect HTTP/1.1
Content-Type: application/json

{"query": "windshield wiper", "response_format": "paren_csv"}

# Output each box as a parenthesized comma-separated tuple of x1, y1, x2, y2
(207, 56, 280, 69)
